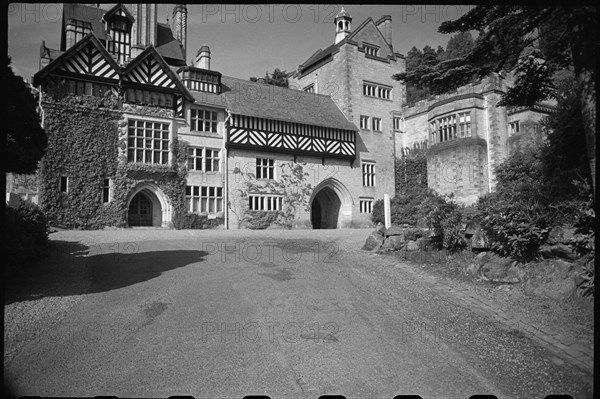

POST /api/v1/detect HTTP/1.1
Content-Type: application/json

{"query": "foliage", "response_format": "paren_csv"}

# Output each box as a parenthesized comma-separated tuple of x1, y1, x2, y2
(172, 213, 223, 230)
(476, 194, 551, 262)
(540, 72, 592, 200)
(404, 228, 425, 241)
(5, 201, 49, 277)
(250, 68, 289, 88)
(393, 6, 596, 189)
(5, 57, 47, 173)
(373, 151, 429, 226)
(242, 210, 281, 230)
(440, 32, 474, 61)
(419, 192, 467, 253)
(40, 91, 187, 229)
(230, 162, 313, 229)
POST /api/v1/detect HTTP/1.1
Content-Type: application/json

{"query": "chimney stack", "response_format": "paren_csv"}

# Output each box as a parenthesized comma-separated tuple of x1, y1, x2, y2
(172, 4, 188, 62)
(376, 15, 392, 49)
(196, 45, 211, 70)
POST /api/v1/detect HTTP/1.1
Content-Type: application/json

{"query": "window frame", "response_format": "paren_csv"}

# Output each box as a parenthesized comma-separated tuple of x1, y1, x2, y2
(372, 117, 382, 132)
(256, 158, 275, 180)
(126, 119, 170, 165)
(362, 162, 376, 187)
(190, 108, 218, 133)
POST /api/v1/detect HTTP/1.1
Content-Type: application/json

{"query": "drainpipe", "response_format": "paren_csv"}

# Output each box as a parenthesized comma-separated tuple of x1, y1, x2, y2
(224, 108, 232, 229)
(483, 98, 492, 193)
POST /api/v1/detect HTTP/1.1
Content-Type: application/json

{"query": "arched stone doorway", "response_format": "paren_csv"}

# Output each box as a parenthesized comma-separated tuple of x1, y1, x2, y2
(310, 178, 353, 229)
(128, 192, 153, 226)
(126, 183, 172, 227)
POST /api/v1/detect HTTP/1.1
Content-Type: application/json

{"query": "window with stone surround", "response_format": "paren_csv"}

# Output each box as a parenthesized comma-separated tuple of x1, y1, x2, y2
(363, 81, 391, 100)
(256, 158, 275, 180)
(360, 115, 370, 130)
(372, 117, 382, 132)
(127, 120, 170, 164)
(190, 108, 218, 133)
(187, 147, 220, 172)
(364, 44, 379, 57)
(393, 116, 403, 132)
(360, 198, 373, 213)
(362, 162, 375, 187)
(248, 194, 283, 211)
(509, 121, 520, 136)
(186, 186, 223, 214)
(430, 111, 472, 144)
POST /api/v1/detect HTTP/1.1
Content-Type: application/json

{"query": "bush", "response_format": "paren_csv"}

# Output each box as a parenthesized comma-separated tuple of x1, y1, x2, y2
(241, 210, 281, 230)
(5, 201, 49, 277)
(172, 212, 223, 229)
(404, 228, 425, 241)
(476, 194, 551, 262)
(419, 192, 466, 253)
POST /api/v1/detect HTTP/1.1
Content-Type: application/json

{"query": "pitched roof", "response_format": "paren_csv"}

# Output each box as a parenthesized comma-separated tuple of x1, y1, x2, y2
(219, 76, 357, 131)
(61, 4, 107, 49)
(156, 22, 186, 64)
(34, 33, 120, 86)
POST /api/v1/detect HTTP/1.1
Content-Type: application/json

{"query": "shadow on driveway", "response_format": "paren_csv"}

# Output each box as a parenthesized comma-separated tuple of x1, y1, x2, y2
(4, 240, 207, 305)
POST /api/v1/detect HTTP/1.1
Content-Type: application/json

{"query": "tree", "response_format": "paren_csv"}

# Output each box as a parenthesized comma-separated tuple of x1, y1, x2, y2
(392, 6, 596, 191)
(250, 68, 289, 88)
(441, 32, 474, 61)
(5, 57, 47, 174)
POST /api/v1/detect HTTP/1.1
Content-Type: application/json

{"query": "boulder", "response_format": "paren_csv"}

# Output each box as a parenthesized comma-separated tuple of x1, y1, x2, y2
(546, 226, 577, 245)
(385, 225, 404, 237)
(381, 235, 405, 251)
(539, 243, 577, 261)
(464, 217, 482, 238)
(465, 252, 493, 276)
(405, 240, 419, 251)
(470, 228, 490, 251)
(375, 222, 386, 236)
(479, 254, 520, 283)
(362, 231, 385, 251)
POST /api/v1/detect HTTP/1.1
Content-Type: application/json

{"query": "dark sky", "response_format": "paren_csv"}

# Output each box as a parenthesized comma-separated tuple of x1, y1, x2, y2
(7, 3, 473, 81)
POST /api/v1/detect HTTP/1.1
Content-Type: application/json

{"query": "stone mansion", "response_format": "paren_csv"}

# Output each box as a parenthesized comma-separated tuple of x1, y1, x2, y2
(7, 3, 552, 229)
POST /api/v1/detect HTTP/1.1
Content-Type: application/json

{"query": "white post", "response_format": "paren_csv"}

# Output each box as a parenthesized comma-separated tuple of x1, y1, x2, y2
(384, 193, 391, 229)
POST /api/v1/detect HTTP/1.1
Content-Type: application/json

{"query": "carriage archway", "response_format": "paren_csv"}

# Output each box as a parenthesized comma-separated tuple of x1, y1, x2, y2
(310, 178, 353, 229)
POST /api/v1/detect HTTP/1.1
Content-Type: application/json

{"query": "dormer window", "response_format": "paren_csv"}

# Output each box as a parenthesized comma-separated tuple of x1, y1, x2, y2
(179, 67, 221, 94)
(102, 5, 134, 64)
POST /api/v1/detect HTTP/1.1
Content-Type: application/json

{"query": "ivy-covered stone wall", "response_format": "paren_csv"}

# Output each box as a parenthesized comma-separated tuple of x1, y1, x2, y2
(40, 84, 188, 229)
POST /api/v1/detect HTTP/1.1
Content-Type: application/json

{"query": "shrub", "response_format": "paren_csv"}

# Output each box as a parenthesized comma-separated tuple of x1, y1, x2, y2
(419, 192, 466, 253)
(172, 212, 223, 229)
(241, 210, 281, 230)
(476, 194, 551, 262)
(4, 201, 49, 277)
(404, 228, 425, 241)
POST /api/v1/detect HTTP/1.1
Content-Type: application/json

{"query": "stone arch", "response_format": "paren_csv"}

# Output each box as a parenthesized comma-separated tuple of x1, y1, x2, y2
(310, 178, 353, 229)
(126, 183, 172, 227)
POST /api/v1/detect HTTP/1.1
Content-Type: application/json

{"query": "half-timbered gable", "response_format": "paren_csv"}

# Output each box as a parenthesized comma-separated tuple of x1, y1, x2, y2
(121, 46, 193, 116)
(34, 33, 120, 87)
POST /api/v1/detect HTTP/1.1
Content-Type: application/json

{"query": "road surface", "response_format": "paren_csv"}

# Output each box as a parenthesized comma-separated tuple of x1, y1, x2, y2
(4, 229, 593, 398)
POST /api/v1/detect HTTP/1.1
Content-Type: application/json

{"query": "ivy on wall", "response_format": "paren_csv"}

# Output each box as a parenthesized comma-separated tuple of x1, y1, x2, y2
(230, 162, 313, 229)
(40, 80, 188, 229)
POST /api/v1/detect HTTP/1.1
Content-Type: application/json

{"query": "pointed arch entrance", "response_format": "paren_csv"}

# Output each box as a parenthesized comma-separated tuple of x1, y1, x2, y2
(126, 183, 172, 227)
(310, 178, 353, 229)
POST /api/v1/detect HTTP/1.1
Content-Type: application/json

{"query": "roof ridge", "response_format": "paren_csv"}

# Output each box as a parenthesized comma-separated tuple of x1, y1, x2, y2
(222, 75, 336, 99)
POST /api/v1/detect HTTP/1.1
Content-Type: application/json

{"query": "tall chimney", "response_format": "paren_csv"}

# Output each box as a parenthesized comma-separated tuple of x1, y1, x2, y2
(172, 4, 188, 62)
(128, 4, 157, 57)
(196, 45, 211, 70)
(376, 15, 392, 49)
